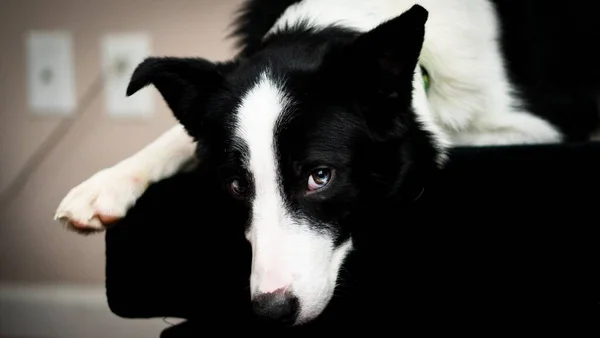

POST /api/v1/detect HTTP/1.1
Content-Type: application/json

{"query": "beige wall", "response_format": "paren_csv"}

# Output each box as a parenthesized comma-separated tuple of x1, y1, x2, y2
(0, 0, 244, 285)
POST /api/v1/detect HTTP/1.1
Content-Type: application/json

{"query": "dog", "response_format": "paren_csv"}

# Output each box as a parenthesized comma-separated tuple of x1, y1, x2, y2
(54, 0, 600, 326)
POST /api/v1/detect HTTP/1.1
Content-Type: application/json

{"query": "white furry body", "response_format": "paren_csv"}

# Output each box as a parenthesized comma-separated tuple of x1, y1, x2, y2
(55, 0, 563, 322)
(272, 0, 562, 147)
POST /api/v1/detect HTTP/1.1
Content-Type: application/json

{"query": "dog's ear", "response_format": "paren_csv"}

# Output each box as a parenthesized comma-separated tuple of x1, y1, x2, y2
(126, 57, 229, 133)
(333, 5, 428, 98)
(318, 5, 429, 140)
(354, 4, 427, 93)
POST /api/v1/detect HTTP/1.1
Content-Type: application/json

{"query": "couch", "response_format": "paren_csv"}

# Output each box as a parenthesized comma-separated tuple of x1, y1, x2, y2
(105, 141, 600, 336)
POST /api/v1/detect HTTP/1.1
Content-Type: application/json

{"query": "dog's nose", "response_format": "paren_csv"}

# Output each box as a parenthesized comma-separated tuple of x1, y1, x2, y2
(251, 289, 299, 325)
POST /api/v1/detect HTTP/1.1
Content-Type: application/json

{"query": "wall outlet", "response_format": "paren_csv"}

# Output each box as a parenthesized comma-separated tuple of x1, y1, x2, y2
(25, 31, 77, 116)
(101, 33, 154, 118)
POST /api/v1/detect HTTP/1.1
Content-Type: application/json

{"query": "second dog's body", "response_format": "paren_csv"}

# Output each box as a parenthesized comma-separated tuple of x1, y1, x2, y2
(262, 0, 565, 146)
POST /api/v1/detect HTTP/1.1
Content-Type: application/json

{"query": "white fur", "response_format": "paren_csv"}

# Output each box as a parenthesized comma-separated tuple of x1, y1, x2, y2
(234, 72, 353, 324)
(270, 0, 563, 147)
(54, 124, 196, 231)
(412, 65, 451, 165)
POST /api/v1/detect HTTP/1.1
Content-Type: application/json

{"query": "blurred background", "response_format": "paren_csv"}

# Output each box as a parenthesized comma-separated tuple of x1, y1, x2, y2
(0, 0, 244, 337)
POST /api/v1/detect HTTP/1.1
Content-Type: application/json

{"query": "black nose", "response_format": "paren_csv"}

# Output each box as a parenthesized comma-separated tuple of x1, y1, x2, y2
(251, 290, 299, 326)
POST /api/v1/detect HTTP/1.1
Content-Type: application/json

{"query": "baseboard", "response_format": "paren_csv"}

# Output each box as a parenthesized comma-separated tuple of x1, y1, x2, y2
(0, 284, 182, 338)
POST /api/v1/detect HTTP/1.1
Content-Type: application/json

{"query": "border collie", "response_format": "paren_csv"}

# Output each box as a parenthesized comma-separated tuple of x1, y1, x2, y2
(54, 0, 599, 326)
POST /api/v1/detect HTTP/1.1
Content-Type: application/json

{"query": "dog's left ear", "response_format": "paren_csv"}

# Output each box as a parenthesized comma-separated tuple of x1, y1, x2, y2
(126, 57, 232, 135)
(331, 5, 428, 98)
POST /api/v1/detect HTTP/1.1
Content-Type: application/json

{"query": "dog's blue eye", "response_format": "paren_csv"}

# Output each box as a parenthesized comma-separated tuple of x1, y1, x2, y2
(307, 168, 333, 192)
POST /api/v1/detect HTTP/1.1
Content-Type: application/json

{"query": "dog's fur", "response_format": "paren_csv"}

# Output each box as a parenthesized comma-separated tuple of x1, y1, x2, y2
(54, 0, 600, 326)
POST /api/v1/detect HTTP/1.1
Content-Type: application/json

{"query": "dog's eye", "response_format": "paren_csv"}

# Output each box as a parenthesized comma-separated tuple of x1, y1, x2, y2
(307, 167, 333, 192)
(228, 178, 248, 198)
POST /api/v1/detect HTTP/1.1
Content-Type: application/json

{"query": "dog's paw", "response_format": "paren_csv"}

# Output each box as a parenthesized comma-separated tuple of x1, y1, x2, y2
(54, 167, 149, 235)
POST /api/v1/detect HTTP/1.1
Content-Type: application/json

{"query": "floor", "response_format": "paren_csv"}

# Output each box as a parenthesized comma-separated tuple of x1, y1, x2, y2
(0, 284, 181, 338)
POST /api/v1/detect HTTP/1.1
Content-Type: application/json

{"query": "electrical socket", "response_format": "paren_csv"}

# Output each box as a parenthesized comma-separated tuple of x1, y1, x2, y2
(26, 31, 77, 116)
(101, 33, 153, 118)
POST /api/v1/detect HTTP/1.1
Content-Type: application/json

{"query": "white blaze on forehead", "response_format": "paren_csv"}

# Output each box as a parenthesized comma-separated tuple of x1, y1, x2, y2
(233, 71, 293, 293)
(233, 71, 354, 324)
(234, 71, 288, 195)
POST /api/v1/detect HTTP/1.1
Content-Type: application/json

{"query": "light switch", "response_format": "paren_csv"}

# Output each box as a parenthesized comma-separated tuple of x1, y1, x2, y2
(101, 33, 154, 118)
(26, 31, 77, 116)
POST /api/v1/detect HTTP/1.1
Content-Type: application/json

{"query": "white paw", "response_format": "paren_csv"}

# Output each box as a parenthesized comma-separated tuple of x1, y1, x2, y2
(54, 166, 149, 234)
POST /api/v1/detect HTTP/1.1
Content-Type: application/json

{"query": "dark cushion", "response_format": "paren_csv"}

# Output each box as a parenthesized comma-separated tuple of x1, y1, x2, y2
(106, 141, 600, 335)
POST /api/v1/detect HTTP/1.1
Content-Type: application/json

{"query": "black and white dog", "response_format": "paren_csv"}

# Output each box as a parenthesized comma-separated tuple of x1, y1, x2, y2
(55, 0, 599, 326)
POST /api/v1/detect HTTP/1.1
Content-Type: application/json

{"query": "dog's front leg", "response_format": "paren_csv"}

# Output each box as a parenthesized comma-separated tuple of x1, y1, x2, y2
(54, 124, 196, 234)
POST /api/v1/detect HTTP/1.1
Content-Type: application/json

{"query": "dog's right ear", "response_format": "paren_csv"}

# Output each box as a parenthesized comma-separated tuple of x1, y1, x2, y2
(126, 57, 229, 133)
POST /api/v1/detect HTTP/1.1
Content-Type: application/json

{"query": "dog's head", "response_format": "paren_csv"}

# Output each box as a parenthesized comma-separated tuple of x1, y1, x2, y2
(126, 5, 445, 326)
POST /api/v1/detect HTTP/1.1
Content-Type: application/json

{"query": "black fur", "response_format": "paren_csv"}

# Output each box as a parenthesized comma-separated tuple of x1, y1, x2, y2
(127, 5, 440, 247)
(490, 0, 600, 141)
(229, 0, 304, 57)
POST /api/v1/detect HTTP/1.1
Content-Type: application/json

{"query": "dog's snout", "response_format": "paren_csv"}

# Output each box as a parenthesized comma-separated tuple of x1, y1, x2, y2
(251, 289, 299, 326)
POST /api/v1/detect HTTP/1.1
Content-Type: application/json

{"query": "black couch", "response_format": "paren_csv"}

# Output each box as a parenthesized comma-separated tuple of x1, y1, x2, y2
(105, 141, 600, 336)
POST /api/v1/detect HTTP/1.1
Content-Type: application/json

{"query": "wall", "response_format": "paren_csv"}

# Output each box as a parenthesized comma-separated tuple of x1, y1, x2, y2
(0, 1, 244, 336)
(0, 0, 243, 285)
